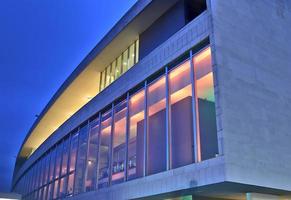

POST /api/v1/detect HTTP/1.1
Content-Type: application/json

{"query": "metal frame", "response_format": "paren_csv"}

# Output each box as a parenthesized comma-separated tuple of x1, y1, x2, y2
(143, 80, 148, 177)
(125, 93, 130, 181)
(165, 66, 171, 170)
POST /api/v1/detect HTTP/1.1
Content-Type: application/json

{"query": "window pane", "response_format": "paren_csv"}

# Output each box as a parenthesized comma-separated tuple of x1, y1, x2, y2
(69, 133, 79, 172)
(105, 66, 111, 87)
(122, 49, 129, 74)
(112, 100, 127, 184)
(128, 43, 135, 69)
(169, 60, 194, 169)
(115, 56, 122, 79)
(85, 118, 100, 192)
(74, 125, 89, 194)
(100, 71, 105, 91)
(147, 76, 167, 175)
(193, 47, 218, 161)
(67, 173, 75, 196)
(43, 156, 50, 186)
(98, 110, 112, 189)
(47, 183, 53, 200)
(53, 180, 59, 200)
(49, 149, 56, 182)
(59, 176, 67, 198)
(110, 62, 115, 83)
(42, 186, 47, 200)
(128, 89, 145, 180)
(61, 138, 70, 176)
(54, 143, 63, 179)
(135, 39, 139, 63)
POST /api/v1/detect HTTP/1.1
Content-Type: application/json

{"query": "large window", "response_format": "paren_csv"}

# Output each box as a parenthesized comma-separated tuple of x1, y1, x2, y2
(112, 100, 127, 184)
(85, 118, 100, 191)
(169, 60, 194, 168)
(128, 89, 145, 180)
(147, 76, 167, 175)
(74, 125, 89, 194)
(193, 47, 218, 161)
(98, 110, 112, 188)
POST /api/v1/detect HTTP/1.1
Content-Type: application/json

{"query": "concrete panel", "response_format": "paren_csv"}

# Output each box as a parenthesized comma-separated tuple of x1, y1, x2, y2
(209, 0, 291, 191)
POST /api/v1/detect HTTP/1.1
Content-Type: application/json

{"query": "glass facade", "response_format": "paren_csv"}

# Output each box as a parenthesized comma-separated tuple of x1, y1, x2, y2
(13, 46, 218, 199)
(99, 40, 139, 92)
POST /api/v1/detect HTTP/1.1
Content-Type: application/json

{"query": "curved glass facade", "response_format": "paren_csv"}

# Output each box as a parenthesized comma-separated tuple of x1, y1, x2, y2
(13, 46, 218, 200)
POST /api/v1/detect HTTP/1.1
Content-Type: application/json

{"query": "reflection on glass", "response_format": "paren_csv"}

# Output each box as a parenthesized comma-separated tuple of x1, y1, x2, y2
(59, 176, 67, 198)
(42, 185, 47, 200)
(147, 76, 167, 175)
(47, 183, 53, 200)
(85, 118, 100, 192)
(74, 125, 89, 194)
(69, 133, 79, 172)
(122, 49, 129, 73)
(67, 173, 75, 196)
(61, 138, 70, 176)
(49, 149, 56, 182)
(54, 143, 63, 179)
(98, 111, 112, 188)
(128, 89, 145, 180)
(169, 60, 194, 168)
(193, 47, 218, 161)
(53, 180, 59, 199)
(112, 101, 127, 184)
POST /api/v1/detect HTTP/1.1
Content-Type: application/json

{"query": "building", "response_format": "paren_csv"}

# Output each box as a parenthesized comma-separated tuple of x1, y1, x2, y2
(0, 193, 21, 200)
(11, 0, 291, 199)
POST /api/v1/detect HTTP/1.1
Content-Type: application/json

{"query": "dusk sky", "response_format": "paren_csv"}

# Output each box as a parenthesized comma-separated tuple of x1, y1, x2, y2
(0, 0, 136, 192)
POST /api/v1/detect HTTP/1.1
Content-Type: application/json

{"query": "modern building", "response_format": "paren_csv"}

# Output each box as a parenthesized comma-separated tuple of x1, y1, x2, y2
(11, 0, 291, 199)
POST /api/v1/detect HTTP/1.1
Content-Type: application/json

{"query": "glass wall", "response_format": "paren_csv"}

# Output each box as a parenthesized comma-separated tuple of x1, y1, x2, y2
(74, 125, 89, 194)
(99, 40, 139, 91)
(14, 46, 218, 200)
(169, 60, 194, 168)
(85, 118, 100, 191)
(128, 89, 145, 180)
(112, 100, 127, 184)
(147, 76, 167, 175)
(98, 110, 112, 189)
(193, 47, 218, 161)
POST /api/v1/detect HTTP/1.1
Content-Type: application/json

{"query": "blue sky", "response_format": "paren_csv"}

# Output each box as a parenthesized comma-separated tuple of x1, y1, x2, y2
(0, 0, 136, 192)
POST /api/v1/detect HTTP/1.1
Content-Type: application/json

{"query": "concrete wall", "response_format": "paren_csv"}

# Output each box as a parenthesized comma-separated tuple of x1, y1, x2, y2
(139, 1, 186, 60)
(209, 0, 291, 191)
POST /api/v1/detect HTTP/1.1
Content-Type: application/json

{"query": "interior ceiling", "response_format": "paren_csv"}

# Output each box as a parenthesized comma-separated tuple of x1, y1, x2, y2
(17, 0, 180, 165)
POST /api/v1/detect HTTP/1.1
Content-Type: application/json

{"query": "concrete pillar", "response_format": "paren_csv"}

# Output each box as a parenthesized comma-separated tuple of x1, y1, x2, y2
(246, 193, 280, 200)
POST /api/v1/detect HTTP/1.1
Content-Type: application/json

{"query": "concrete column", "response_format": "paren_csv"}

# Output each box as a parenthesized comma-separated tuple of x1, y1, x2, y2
(246, 193, 280, 200)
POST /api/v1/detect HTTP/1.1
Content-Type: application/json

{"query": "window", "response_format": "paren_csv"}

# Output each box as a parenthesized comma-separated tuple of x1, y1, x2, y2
(98, 110, 112, 188)
(59, 176, 67, 198)
(193, 47, 218, 161)
(85, 118, 100, 191)
(67, 173, 75, 196)
(49, 149, 56, 182)
(54, 143, 63, 179)
(69, 133, 79, 172)
(61, 138, 70, 176)
(128, 89, 145, 180)
(74, 125, 89, 194)
(112, 100, 127, 184)
(147, 76, 167, 175)
(99, 40, 139, 92)
(53, 179, 59, 199)
(169, 60, 194, 168)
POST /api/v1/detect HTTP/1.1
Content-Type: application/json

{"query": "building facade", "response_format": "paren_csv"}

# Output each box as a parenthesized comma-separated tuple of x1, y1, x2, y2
(12, 0, 291, 200)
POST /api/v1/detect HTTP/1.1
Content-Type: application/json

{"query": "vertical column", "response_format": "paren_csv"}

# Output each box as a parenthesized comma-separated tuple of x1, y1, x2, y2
(143, 81, 148, 177)
(108, 103, 115, 186)
(125, 93, 130, 181)
(95, 112, 102, 190)
(165, 66, 171, 170)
